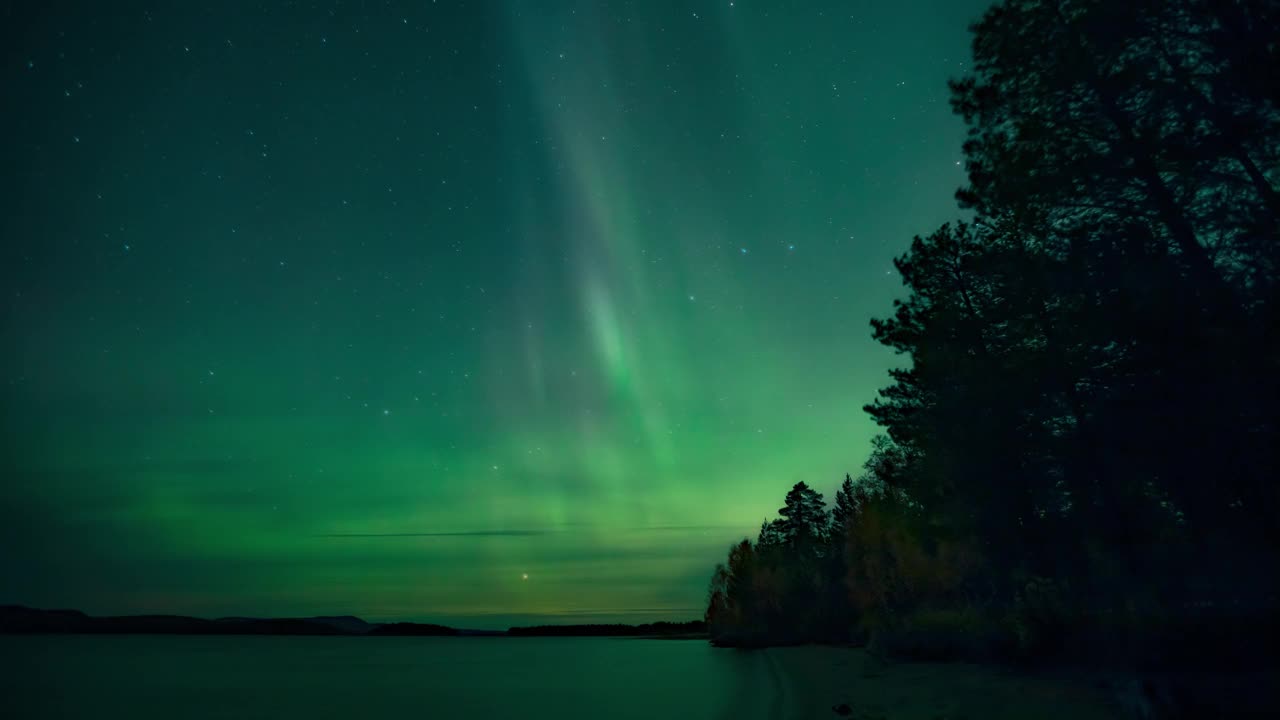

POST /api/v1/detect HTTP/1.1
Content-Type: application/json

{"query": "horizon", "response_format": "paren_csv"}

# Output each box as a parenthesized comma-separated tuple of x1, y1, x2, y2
(3, 0, 992, 621)
(5, 602, 706, 632)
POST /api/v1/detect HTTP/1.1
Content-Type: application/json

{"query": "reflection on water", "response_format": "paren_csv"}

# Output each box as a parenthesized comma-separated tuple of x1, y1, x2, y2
(2, 635, 779, 720)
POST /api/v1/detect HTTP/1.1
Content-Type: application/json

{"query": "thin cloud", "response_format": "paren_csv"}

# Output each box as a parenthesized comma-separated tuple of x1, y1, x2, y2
(317, 525, 744, 539)
(622, 525, 744, 532)
(317, 530, 557, 538)
(555, 607, 704, 615)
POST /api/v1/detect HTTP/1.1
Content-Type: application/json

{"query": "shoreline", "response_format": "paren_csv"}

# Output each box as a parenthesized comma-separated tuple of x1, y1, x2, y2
(765, 646, 1127, 720)
(764, 646, 1280, 720)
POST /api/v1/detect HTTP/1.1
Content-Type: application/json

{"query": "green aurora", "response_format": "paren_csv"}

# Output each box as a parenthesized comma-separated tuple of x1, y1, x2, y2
(2, 0, 992, 628)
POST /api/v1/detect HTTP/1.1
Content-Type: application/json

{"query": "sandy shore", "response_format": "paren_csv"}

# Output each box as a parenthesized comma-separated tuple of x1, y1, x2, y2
(765, 646, 1128, 720)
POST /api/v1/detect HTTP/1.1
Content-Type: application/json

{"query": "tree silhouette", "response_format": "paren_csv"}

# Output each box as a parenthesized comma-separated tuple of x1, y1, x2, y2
(708, 0, 1280, 668)
(949, 0, 1278, 554)
(865, 0, 1280, 652)
(831, 474, 858, 536)
(756, 518, 786, 551)
(776, 481, 830, 550)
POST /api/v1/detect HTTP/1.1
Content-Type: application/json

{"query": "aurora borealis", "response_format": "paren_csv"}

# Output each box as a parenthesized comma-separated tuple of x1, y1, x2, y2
(3, 0, 992, 627)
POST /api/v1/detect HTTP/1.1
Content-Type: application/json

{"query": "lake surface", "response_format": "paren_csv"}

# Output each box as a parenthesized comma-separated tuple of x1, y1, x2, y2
(1, 635, 783, 719)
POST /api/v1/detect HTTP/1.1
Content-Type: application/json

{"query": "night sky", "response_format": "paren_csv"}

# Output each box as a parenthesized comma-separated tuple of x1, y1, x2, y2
(3, 0, 991, 628)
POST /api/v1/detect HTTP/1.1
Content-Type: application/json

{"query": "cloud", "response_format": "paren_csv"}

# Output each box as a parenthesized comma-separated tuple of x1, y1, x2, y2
(553, 607, 704, 616)
(317, 530, 558, 538)
(316, 524, 742, 539)
(620, 525, 743, 532)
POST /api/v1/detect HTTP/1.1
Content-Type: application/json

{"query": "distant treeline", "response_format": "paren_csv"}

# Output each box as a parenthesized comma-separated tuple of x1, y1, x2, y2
(0, 606, 353, 636)
(0, 606, 703, 638)
(365, 622, 460, 636)
(707, 0, 1278, 670)
(507, 621, 707, 637)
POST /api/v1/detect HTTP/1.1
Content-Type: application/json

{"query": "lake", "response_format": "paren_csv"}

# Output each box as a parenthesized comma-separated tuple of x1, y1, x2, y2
(1, 635, 782, 719)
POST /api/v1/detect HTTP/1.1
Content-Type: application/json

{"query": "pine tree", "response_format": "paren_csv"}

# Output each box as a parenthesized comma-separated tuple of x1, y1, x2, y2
(776, 481, 830, 549)
(831, 474, 858, 536)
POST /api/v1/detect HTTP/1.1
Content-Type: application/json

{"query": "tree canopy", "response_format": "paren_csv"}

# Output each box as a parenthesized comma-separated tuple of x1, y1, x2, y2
(706, 0, 1278, 668)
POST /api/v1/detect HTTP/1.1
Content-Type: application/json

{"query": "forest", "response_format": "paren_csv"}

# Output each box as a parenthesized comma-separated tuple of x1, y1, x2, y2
(705, 0, 1278, 669)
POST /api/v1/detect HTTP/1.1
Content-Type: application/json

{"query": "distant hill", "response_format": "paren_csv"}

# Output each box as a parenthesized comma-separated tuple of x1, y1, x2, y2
(0, 606, 91, 633)
(506, 621, 708, 638)
(0, 606, 349, 635)
(216, 615, 378, 635)
(1, 605, 705, 638)
(304, 615, 377, 635)
(367, 622, 459, 636)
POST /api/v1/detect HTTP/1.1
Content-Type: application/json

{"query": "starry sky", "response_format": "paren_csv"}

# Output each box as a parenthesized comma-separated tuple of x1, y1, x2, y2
(2, 0, 990, 628)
